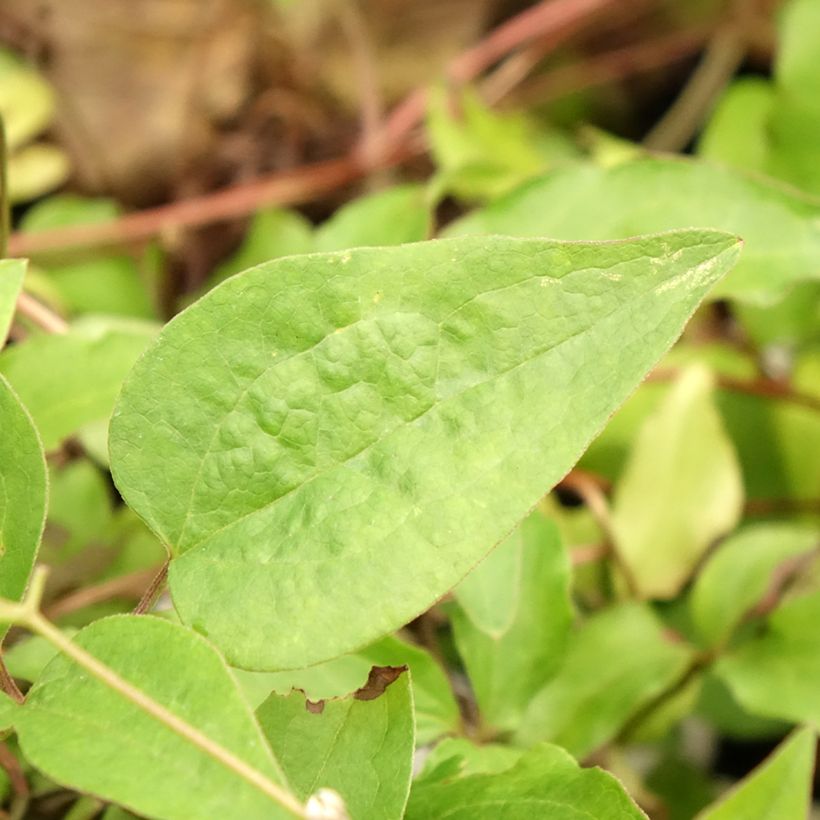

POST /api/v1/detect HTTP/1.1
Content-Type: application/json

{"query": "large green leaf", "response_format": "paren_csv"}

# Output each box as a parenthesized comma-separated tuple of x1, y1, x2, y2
(690, 523, 820, 648)
(450, 512, 572, 731)
(257, 668, 413, 820)
(516, 604, 692, 757)
(0, 375, 47, 639)
(405, 742, 645, 819)
(696, 727, 815, 820)
(236, 633, 459, 745)
(11, 616, 298, 820)
(0, 317, 156, 451)
(446, 157, 820, 303)
(612, 365, 743, 599)
(0, 259, 25, 344)
(716, 590, 820, 725)
(110, 232, 740, 670)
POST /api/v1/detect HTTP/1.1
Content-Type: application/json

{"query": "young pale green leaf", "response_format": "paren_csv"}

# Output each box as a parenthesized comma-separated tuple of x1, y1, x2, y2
(313, 185, 430, 252)
(450, 512, 572, 731)
(690, 523, 820, 648)
(236, 633, 459, 745)
(0, 375, 47, 638)
(11, 616, 298, 820)
(257, 668, 413, 820)
(0, 317, 156, 450)
(696, 727, 815, 820)
(110, 232, 740, 670)
(716, 590, 820, 725)
(406, 742, 646, 820)
(446, 157, 820, 303)
(0, 259, 26, 344)
(612, 365, 743, 599)
(517, 603, 693, 757)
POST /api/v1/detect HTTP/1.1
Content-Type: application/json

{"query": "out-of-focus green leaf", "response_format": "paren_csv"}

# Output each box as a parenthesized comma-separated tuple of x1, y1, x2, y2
(717, 590, 820, 724)
(109, 232, 740, 670)
(314, 185, 429, 251)
(646, 755, 716, 820)
(2, 629, 77, 684)
(735, 281, 820, 350)
(698, 79, 773, 175)
(7, 143, 70, 203)
(11, 616, 297, 820)
(690, 523, 819, 648)
(0, 375, 47, 640)
(210, 208, 313, 287)
(450, 512, 572, 731)
(406, 743, 645, 820)
(0, 317, 157, 450)
(21, 197, 155, 318)
(235, 633, 459, 745)
(0, 690, 17, 731)
(0, 259, 26, 344)
(446, 157, 820, 303)
(427, 87, 550, 202)
(612, 365, 743, 599)
(417, 738, 524, 782)
(516, 604, 692, 757)
(696, 727, 815, 820)
(257, 669, 413, 820)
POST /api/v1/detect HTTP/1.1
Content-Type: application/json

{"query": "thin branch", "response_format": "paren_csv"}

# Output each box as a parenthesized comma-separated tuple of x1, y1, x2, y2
(643, 26, 746, 151)
(43, 566, 163, 621)
(8, 0, 621, 258)
(0, 743, 28, 801)
(133, 561, 170, 616)
(14, 292, 69, 334)
(0, 655, 23, 704)
(747, 545, 820, 620)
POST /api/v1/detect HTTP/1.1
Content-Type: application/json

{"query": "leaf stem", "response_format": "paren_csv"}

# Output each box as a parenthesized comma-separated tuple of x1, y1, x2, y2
(0, 569, 307, 819)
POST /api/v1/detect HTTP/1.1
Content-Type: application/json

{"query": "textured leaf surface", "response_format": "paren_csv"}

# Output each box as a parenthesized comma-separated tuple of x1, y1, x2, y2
(697, 727, 815, 820)
(690, 523, 819, 648)
(405, 743, 645, 820)
(446, 157, 819, 303)
(0, 375, 47, 638)
(0, 318, 156, 450)
(12, 616, 294, 820)
(612, 365, 743, 599)
(451, 512, 572, 730)
(716, 590, 820, 725)
(517, 604, 692, 757)
(257, 669, 413, 820)
(236, 633, 459, 745)
(0, 259, 25, 344)
(110, 232, 740, 669)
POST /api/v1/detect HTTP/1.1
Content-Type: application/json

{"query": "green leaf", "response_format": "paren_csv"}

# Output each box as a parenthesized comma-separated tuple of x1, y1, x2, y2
(109, 231, 740, 670)
(0, 375, 47, 638)
(450, 512, 572, 730)
(210, 208, 313, 288)
(0, 690, 17, 731)
(446, 157, 820, 303)
(12, 616, 298, 820)
(418, 738, 524, 781)
(690, 523, 820, 648)
(612, 365, 743, 599)
(7, 143, 70, 204)
(21, 197, 155, 318)
(257, 667, 413, 820)
(313, 185, 429, 252)
(696, 727, 815, 820)
(517, 603, 692, 757)
(427, 87, 548, 202)
(716, 590, 820, 725)
(236, 633, 459, 745)
(0, 259, 25, 344)
(0, 317, 157, 451)
(405, 742, 646, 820)
(0, 49, 55, 149)
(698, 79, 774, 175)
(777, 0, 820, 100)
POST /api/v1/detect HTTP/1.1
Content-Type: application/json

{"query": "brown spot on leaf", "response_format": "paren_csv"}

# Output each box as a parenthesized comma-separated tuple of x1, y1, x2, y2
(305, 699, 325, 714)
(353, 665, 407, 701)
